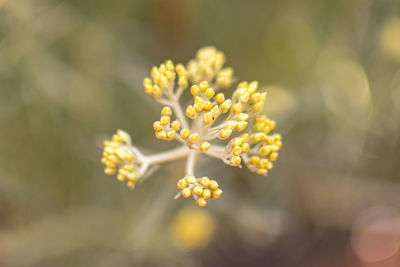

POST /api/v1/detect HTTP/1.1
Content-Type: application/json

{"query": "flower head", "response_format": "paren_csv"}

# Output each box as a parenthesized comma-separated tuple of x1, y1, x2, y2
(101, 130, 140, 189)
(187, 46, 233, 88)
(176, 175, 222, 207)
(101, 46, 282, 209)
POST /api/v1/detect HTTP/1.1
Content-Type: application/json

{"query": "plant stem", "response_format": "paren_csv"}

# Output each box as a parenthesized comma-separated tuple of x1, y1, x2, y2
(185, 150, 197, 174)
(145, 146, 189, 165)
(170, 99, 189, 130)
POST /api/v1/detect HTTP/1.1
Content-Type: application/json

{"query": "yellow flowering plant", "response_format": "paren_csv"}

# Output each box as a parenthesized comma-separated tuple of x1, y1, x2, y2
(101, 47, 282, 207)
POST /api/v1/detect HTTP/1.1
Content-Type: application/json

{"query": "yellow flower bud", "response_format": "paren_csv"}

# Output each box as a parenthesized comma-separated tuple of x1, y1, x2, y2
(226, 120, 238, 129)
(259, 158, 270, 169)
(203, 112, 214, 124)
(251, 92, 261, 103)
(230, 156, 241, 166)
(250, 133, 266, 144)
(220, 99, 232, 113)
(104, 167, 116, 175)
(230, 137, 243, 147)
(273, 133, 282, 141)
(269, 152, 279, 161)
(177, 179, 188, 189)
(199, 81, 209, 91)
(256, 169, 268, 176)
(159, 64, 166, 73)
(237, 113, 249, 121)
(209, 180, 219, 190)
(127, 172, 137, 182)
(193, 186, 204, 195)
(180, 128, 190, 139)
(240, 133, 249, 142)
(186, 175, 196, 184)
(218, 128, 232, 140)
(266, 161, 273, 170)
(153, 121, 163, 131)
(202, 188, 211, 198)
(253, 102, 263, 112)
(200, 141, 211, 151)
(188, 133, 199, 144)
(196, 197, 207, 207)
(249, 156, 260, 164)
(260, 146, 271, 155)
(211, 106, 220, 118)
(117, 173, 125, 181)
(190, 85, 200, 96)
(160, 115, 170, 125)
(156, 130, 167, 139)
(212, 189, 223, 199)
(117, 130, 130, 144)
(248, 81, 258, 93)
(167, 130, 176, 140)
(232, 146, 242, 156)
(152, 85, 162, 97)
(215, 93, 225, 104)
(182, 188, 191, 198)
(266, 136, 274, 145)
(186, 105, 196, 119)
(199, 177, 210, 187)
(166, 60, 175, 71)
(236, 121, 248, 131)
(203, 101, 213, 111)
(112, 134, 122, 143)
(232, 103, 242, 114)
(194, 102, 203, 113)
(194, 96, 203, 104)
(275, 140, 282, 149)
(165, 70, 174, 80)
(205, 88, 215, 98)
(159, 75, 169, 89)
(241, 142, 250, 153)
(171, 120, 181, 131)
(269, 120, 276, 130)
(175, 63, 184, 73)
(161, 106, 172, 116)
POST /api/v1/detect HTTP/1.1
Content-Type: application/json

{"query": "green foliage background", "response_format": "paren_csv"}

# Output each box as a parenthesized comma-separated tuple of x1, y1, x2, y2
(0, 0, 400, 266)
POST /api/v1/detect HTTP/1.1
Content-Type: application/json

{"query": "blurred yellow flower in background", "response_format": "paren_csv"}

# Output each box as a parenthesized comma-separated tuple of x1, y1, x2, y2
(169, 208, 216, 250)
(380, 18, 400, 60)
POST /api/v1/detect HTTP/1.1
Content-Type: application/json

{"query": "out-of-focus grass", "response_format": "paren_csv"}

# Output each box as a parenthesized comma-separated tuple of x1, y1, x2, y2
(0, 0, 400, 266)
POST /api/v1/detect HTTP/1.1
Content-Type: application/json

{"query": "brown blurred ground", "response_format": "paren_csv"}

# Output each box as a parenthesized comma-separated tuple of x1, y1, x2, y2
(0, 0, 400, 266)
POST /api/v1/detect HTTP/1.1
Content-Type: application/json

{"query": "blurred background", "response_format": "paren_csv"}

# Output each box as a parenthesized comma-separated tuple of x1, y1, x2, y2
(1, 0, 400, 266)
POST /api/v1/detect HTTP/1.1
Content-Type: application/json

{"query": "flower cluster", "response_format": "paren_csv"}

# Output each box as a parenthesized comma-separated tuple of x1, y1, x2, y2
(101, 46, 282, 207)
(101, 130, 139, 189)
(187, 46, 233, 88)
(246, 115, 282, 175)
(176, 175, 223, 207)
(153, 107, 181, 141)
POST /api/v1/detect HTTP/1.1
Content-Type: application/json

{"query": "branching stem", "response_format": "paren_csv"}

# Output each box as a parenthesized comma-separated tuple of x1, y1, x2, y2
(145, 146, 189, 165)
(185, 150, 197, 174)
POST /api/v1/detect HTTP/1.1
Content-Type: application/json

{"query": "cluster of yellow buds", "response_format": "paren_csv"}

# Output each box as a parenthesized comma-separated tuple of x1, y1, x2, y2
(180, 81, 234, 148)
(153, 107, 181, 141)
(176, 175, 223, 207)
(223, 133, 250, 167)
(232, 81, 267, 114)
(101, 46, 282, 209)
(143, 60, 177, 99)
(185, 82, 231, 119)
(246, 116, 282, 175)
(187, 46, 233, 88)
(101, 130, 139, 189)
(175, 64, 188, 89)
